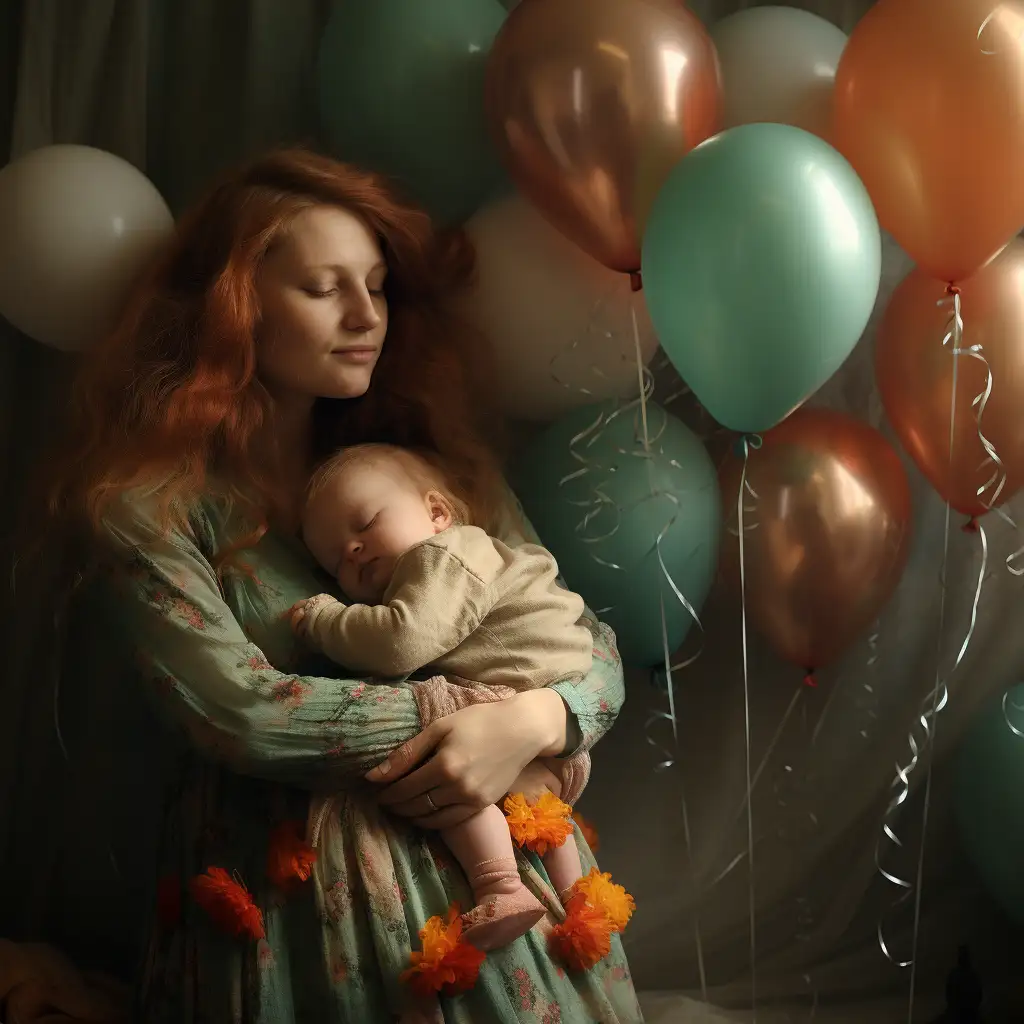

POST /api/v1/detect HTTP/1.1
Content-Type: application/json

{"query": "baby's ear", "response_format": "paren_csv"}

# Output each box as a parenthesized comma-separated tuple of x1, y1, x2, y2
(426, 490, 455, 531)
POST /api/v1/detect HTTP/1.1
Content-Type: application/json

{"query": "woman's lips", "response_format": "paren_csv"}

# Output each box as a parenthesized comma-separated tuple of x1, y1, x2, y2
(332, 348, 377, 364)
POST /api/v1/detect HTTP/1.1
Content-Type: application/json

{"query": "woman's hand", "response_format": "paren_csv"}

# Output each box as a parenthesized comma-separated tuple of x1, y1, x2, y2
(508, 760, 563, 804)
(365, 689, 568, 829)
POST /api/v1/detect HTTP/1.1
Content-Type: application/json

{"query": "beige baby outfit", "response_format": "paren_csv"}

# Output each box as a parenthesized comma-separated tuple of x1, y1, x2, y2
(302, 525, 593, 688)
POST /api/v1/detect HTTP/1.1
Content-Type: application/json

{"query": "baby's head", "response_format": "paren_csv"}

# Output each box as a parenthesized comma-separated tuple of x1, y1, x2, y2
(302, 444, 469, 603)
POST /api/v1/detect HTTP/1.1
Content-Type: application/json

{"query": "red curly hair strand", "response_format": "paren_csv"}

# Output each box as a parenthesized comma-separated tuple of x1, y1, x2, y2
(45, 148, 506, 543)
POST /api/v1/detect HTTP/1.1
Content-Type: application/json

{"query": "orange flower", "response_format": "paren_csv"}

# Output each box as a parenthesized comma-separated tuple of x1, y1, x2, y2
(572, 810, 600, 852)
(190, 867, 265, 941)
(549, 895, 613, 971)
(504, 791, 574, 855)
(266, 820, 317, 890)
(400, 904, 485, 998)
(574, 868, 635, 933)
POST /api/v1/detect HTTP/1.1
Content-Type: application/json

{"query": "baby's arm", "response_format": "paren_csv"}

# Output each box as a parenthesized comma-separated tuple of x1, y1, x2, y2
(290, 543, 498, 678)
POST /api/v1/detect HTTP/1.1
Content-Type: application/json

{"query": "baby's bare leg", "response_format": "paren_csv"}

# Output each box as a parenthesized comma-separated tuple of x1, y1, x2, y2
(442, 805, 545, 951)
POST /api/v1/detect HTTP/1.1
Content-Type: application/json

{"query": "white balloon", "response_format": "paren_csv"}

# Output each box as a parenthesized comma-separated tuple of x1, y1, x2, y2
(0, 144, 174, 351)
(460, 195, 659, 422)
(711, 6, 848, 141)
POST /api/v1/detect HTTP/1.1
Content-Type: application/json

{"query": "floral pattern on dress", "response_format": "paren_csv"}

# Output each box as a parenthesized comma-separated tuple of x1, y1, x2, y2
(102, 495, 641, 1023)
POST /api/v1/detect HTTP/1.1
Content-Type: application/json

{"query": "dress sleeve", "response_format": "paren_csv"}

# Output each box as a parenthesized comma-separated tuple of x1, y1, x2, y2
(102, 498, 422, 788)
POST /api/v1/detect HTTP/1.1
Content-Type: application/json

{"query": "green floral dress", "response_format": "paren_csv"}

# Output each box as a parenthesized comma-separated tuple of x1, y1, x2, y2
(103, 492, 643, 1023)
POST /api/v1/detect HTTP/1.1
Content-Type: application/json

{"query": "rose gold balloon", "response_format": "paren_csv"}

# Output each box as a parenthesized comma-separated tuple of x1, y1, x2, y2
(720, 409, 912, 673)
(485, 0, 722, 273)
(833, 0, 1024, 284)
(876, 238, 1024, 518)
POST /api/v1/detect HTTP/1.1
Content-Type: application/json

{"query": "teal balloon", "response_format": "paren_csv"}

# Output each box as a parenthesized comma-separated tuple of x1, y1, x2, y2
(955, 684, 1024, 925)
(318, 0, 508, 224)
(641, 123, 881, 434)
(513, 401, 721, 669)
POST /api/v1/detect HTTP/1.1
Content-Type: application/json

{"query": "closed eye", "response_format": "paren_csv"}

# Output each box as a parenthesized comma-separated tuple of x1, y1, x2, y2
(304, 287, 337, 298)
(360, 512, 380, 532)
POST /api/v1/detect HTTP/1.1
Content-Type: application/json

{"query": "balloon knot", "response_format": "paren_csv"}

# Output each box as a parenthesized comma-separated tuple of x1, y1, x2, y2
(962, 517, 979, 534)
(945, 283, 961, 296)
(732, 433, 763, 459)
(803, 670, 818, 688)
(629, 271, 643, 293)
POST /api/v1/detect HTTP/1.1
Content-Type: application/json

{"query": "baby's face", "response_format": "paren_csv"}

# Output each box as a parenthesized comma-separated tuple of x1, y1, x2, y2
(303, 460, 448, 603)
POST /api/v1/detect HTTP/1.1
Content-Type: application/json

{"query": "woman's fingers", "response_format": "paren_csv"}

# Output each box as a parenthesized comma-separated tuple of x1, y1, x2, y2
(365, 721, 445, 785)
(385, 784, 465, 819)
(411, 803, 479, 830)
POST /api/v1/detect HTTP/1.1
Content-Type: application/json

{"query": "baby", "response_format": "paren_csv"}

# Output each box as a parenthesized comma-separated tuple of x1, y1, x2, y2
(290, 443, 593, 951)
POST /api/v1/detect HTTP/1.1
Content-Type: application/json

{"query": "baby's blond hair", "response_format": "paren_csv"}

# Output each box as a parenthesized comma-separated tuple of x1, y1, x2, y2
(306, 443, 473, 526)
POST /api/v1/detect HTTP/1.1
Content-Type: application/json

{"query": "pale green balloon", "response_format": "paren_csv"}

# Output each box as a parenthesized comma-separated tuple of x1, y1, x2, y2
(641, 123, 881, 434)
(318, 0, 509, 225)
(514, 401, 721, 669)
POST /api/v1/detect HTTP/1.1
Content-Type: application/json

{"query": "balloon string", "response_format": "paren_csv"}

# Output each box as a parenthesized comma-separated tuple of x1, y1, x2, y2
(629, 292, 708, 1001)
(873, 291, 988, 1024)
(737, 434, 760, 1020)
(1003, 690, 1024, 739)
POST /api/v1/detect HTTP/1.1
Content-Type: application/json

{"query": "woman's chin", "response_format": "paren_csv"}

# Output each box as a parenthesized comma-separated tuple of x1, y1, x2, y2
(319, 367, 375, 400)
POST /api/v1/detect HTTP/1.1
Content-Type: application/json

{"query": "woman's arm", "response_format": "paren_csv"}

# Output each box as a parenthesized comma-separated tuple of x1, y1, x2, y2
(102, 496, 423, 787)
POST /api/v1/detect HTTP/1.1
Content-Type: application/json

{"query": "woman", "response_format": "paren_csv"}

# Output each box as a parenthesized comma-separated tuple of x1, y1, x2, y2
(46, 149, 641, 1022)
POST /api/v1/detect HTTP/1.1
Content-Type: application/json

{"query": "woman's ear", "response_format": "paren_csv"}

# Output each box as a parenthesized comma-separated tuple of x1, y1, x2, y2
(426, 491, 455, 531)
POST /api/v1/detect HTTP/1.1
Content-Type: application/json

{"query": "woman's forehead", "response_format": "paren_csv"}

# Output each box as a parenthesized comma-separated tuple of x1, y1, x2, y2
(274, 205, 383, 272)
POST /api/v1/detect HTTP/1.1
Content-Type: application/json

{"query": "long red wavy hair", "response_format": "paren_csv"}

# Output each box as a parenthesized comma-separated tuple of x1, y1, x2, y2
(45, 148, 506, 544)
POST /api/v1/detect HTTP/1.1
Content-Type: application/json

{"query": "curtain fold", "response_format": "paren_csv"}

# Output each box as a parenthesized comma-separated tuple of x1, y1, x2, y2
(1, 1, 1020, 1018)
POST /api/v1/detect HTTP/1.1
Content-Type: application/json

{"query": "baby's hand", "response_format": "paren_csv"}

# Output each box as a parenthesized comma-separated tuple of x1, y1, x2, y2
(286, 594, 342, 638)
(286, 599, 313, 635)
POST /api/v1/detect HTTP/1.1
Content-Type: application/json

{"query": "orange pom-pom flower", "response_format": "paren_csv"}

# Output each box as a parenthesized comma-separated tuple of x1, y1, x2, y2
(574, 867, 635, 933)
(400, 904, 485, 998)
(504, 791, 574, 855)
(266, 820, 317, 890)
(190, 867, 265, 941)
(549, 896, 613, 971)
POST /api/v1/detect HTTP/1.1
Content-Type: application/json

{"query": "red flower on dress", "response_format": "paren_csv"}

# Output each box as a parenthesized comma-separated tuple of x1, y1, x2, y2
(190, 867, 265, 940)
(266, 821, 317, 890)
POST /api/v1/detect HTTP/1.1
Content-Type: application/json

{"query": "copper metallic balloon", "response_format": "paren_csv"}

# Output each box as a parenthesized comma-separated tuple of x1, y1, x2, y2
(875, 239, 1024, 518)
(833, 0, 1024, 284)
(485, 0, 722, 273)
(720, 409, 912, 673)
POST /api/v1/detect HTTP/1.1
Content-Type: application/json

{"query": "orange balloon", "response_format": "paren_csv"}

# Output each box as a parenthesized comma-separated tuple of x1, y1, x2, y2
(875, 238, 1024, 518)
(833, 0, 1024, 284)
(720, 409, 912, 673)
(485, 0, 722, 274)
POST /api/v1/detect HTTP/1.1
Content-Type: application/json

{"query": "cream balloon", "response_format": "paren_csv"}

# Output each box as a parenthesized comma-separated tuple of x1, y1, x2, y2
(0, 145, 174, 351)
(711, 6, 847, 141)
(460, 195, 659, 422)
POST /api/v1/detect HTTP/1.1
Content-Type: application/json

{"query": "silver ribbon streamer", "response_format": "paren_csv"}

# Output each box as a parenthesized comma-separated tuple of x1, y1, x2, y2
(562, 294, 710, 998)
(876, 291, 992, 1024)
(736, 434, 762, 1018)
(1003, 688, 1024, 740)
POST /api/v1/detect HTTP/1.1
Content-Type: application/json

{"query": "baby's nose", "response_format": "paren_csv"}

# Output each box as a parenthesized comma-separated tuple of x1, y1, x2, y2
(346, 538, 364, 557)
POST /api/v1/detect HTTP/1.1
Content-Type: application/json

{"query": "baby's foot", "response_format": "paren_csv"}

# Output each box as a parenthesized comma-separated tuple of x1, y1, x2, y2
(460, 886, 546, 952)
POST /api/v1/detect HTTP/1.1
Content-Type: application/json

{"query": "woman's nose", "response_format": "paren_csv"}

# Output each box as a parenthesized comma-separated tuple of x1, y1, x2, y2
(342, 287, 382, 333)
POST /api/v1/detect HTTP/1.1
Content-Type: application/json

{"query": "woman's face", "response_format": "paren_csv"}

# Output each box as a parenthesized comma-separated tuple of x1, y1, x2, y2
(256, 205, 389, 403)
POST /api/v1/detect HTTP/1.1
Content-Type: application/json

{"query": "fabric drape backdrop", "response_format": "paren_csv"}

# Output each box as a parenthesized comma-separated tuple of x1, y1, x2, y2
(1, 1, 1021, 1020)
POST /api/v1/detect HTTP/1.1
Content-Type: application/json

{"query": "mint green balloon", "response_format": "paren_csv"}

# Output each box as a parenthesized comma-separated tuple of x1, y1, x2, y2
(641, 123, 881, 434)
(318, 0, 508, 224)
(513, 401, 721, 669)
(955, 684, 1024, 925)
